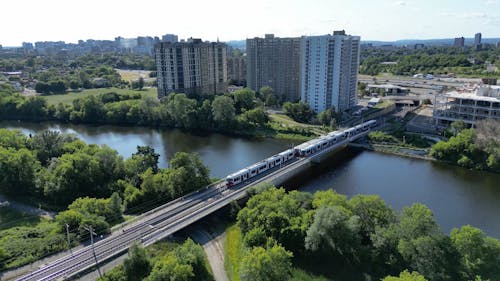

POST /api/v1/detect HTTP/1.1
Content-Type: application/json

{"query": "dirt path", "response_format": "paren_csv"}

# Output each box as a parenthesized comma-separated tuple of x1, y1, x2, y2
(0, 194, 56, 219)
(190, 227, 229, 281)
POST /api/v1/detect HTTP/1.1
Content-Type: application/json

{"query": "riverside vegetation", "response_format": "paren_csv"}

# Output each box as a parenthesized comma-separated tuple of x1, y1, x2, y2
(225, 186, 500, 281)
(98, 240, 214, 281)
(0, 83, 322, 141)
(0, 127, 211, 270)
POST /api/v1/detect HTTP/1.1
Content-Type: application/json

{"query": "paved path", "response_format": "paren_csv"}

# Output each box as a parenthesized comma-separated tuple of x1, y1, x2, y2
(190, 227, 229, 281)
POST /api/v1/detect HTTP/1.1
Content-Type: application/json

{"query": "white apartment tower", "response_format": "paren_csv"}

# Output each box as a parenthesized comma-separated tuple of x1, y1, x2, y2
(300, 30, 360, 112)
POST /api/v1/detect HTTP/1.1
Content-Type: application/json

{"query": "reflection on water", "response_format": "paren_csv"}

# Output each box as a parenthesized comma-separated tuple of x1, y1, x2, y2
(292, 148, 500, 237)
(0, 121, 294, 178)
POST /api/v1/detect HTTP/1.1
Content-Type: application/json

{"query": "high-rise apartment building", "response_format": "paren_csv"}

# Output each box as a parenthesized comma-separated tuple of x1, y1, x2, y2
(227, 55, 246, 85)
(454, 37, 465, 47)
(162, 34, 178, 43)
(155, 38, 227, 98)
(246, 34, 301, 101)
(474, 33, 482, 45)
(300, 30, 361, 113)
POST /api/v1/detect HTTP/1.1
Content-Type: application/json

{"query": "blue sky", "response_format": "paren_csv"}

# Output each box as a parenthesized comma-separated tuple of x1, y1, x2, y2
(1, 0, 499, 46)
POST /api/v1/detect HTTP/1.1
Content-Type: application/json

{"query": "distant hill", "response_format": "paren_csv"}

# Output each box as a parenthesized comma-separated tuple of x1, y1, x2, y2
(226, 40, 246, 50)
(225, 38, 500, 49)
(362, 38, 500, 46)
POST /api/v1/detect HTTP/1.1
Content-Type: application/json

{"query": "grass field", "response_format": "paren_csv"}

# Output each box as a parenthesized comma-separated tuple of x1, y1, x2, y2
(269, 113, 321, 129)
(0, 207, 42, 230)
(224, 224, 243, 281)
(116, 69, 153, 83)
(43, 87, 157, 105)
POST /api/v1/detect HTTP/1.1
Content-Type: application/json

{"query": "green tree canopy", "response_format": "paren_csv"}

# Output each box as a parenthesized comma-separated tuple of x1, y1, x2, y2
(240, 245, 293, 281)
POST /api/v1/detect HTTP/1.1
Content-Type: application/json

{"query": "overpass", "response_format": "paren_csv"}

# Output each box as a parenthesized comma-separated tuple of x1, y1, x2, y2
(13, 125, 374, 281)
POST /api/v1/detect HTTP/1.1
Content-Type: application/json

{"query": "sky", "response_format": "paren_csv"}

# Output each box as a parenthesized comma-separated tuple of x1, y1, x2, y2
(1, 0, 499, 46)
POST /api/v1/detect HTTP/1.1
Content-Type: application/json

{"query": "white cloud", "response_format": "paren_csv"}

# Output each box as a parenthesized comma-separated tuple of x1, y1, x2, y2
(393, 0, 407, 6)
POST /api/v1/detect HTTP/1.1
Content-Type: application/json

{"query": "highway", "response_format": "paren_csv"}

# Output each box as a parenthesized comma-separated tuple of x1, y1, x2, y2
(15, 126, 372, 281)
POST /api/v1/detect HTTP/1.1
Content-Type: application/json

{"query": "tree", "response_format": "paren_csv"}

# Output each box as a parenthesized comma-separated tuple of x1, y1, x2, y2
(237, 188, 306, 243)
(173, 239, 211, 279)
(108, 192, 124, 218)
(17, 96, 48, 119)
(0, 147, 39, 196)
(35, 82, 51, 94)
(233, 88, 256, 112)
(166, 93, 198, 128)
(30, 130, 75, 165)
(138, 77, 144, 90)
(0, 128, 28, 149)
(305, 205, 361, 262)
(450, 225, 500, 280)
(317, 108, 334, 126)
(259, 86, 276, 106)
(212, 95, 236, 128)
(42, 152, 104, 205)
(123, 244, 151, 281)
(240, 245, 293, 281)
(282, 102, 314, 123)
(398, 203, 439, 240)
(69, 80, 80, 90)
(127, 145, 160, 176)
(145, 256, 193, 281)
(348, 195, 396, 239)
(382, 270, 428, 281)
(397, 234, 460, 281)
(241, 108, 269, 126)
(450, 120, 466, 136)
(312, 190, 349, 210)
(169, 152, 210, 189)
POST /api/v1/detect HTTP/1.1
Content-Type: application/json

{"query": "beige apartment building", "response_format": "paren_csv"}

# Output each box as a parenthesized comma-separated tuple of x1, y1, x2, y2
(246, 34, 301, 101)
(155, 38, 227, 98)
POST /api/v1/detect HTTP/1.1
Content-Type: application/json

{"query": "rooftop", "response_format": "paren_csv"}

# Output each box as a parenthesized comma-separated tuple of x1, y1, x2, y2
(442, 89, 500, 102)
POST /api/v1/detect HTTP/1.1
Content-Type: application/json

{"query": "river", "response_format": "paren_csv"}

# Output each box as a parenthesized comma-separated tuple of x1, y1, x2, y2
(1, 121, 499, 237)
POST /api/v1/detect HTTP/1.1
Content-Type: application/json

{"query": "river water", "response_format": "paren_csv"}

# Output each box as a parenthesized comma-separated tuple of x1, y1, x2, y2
(1, 121, 499, 237)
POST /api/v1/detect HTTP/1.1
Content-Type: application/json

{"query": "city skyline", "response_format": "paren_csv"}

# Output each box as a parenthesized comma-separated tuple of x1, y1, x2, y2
(1, 0, 499, 47)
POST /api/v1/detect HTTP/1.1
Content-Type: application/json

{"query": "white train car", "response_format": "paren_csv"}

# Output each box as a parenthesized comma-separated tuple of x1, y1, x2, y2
(226, 168, 250, 187)
(226, 120, 378, 187)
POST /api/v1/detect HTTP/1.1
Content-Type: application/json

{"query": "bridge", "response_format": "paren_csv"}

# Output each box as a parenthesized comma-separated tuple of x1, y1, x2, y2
(13, 124, 375, 281)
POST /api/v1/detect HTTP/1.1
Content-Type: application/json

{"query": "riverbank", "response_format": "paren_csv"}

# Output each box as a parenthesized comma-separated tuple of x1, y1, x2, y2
(349, 142, 434, 161)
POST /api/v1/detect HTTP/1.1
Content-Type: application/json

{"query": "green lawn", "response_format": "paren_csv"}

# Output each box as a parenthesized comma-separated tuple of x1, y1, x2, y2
(374, 100, 394, 109)
(42, 87, 157, 105)
(224, 224, 244, 281)
(269, 113, 321, 129)
(0, 207, 42, 230)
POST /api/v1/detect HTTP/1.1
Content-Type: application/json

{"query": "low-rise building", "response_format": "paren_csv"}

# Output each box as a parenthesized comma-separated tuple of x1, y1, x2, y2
(433, 85, 500, 127)
(366, 84, 410, 95)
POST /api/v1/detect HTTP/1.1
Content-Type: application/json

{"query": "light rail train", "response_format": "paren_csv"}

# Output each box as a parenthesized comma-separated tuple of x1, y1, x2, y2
(225, 120, 377, 187)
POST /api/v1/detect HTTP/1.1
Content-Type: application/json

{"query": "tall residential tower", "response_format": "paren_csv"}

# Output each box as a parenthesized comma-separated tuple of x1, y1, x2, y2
(246, 34, 301, 101)
(155, 38, 227, 98)
(300, 30, 361, 112)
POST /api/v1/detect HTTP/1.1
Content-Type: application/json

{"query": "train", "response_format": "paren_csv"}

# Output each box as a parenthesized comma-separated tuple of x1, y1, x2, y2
(225, 120, 377, 187)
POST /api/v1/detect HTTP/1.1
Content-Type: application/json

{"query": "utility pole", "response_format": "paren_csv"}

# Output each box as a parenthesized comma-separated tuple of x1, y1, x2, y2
(84, 225, 102, 278)
(65, 223, 72, 255)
